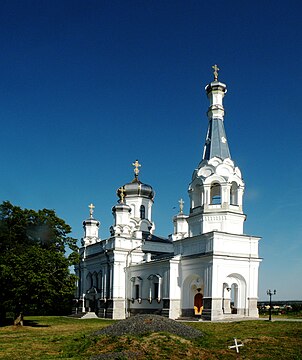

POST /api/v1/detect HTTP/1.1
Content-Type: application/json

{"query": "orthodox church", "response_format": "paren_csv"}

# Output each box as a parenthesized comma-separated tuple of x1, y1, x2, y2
(75, 67, 261, 321)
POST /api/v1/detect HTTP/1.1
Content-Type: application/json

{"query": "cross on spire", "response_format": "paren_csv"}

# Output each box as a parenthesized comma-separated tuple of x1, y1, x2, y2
(132, 159, 141, 179)
(212, 64, 220, 81)
(88, 203, 95, 218)
(179, 198, 184, 214)
(119, 187, 125, 204)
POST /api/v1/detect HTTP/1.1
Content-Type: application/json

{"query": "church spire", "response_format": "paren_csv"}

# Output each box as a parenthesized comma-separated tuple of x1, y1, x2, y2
(188, 68, 245, 236)
(202, 65, 231, 161)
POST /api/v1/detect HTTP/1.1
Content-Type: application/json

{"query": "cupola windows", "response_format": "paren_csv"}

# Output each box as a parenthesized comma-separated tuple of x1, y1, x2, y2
(140, 205, 145, 219)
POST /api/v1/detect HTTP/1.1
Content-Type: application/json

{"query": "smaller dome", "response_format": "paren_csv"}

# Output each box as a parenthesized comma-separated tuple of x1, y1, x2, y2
(117, 178, 154, 202)
(116, 160, 154, 203)
(83, 218, 100, 227)
(83, 203, 100, 227)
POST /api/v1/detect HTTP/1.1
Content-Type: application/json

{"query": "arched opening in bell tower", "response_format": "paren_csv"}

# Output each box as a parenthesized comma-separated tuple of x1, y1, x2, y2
(230, 182, 238, 205)
(210, 182, 221, 204)
(191, 184, 203, 208)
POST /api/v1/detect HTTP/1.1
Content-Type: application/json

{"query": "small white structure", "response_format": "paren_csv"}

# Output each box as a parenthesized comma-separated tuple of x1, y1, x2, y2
(74, 67, 261, 320)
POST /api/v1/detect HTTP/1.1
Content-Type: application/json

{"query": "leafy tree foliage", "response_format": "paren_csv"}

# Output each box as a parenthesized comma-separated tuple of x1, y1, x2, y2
(0, 201, 79, 322)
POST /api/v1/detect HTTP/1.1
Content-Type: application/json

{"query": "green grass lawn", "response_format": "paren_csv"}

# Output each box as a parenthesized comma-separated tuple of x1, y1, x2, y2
(0, 316, 302, 359)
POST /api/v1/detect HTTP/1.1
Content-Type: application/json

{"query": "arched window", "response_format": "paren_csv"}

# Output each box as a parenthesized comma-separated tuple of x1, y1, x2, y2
(210, 183, 221, 204)
(230, 182, 238, 205)
(130, 276, 142, 300)
(98, 271, 102, 295)
(135, 284, 140, 299)
(147, 274, 162, 302)
(140, 205, 145, 219)
(92, 272, 98, 288)
(86, 273, 93, 289)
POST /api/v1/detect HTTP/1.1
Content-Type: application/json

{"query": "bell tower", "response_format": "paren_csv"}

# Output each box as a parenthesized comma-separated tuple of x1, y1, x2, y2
(188, 66, 246, 236)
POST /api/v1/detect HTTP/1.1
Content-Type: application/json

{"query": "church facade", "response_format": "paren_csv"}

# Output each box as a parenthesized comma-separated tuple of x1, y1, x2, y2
(75, 68, 261, 321)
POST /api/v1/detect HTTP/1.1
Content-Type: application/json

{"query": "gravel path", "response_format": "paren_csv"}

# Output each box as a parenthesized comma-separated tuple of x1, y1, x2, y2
(93, 314, 203, 339)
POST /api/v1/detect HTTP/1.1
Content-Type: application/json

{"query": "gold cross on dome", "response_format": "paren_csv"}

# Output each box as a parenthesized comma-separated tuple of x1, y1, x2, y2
(179, 198, 184, 214)
(132, 159, 141, 178)
(88, 203, 95, 218)
(212, 64, 219, 81)
(119, 187, 125, 203)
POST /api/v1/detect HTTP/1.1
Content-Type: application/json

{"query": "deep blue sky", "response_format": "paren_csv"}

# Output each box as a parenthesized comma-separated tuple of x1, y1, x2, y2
(1, 0, 301, 301)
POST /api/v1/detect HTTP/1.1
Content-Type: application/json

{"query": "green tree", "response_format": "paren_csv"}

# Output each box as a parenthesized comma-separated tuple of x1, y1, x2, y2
(0, 201, 79, 323)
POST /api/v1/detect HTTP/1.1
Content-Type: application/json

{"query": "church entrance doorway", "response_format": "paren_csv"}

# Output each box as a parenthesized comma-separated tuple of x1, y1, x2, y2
(194, 291, 203, 316)
(87, 287, 98, 313)
(182, 274, 204, 317)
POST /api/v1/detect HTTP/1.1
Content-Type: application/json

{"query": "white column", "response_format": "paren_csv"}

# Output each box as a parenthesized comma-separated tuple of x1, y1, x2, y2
(103, 269, 107, 298)
(82, 294, 85, 312)
(101, 268, 105, 299)
(158, 277, 162, 300)
(204, 187, 210, 205)
(109, 265, 113, 298)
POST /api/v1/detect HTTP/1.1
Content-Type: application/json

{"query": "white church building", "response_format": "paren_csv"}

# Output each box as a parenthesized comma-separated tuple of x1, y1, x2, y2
(75, 67, 261, 321)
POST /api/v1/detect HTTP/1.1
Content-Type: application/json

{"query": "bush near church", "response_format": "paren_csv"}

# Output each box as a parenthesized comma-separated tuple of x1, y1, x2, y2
(0, 201, 79, 324)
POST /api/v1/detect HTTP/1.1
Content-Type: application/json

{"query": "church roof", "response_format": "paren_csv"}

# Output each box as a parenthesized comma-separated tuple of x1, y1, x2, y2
(144, 233, 171, 243)
(203, 117, 231, 160)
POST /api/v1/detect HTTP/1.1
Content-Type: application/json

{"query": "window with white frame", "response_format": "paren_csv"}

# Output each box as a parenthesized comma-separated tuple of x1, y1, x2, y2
(130, 276, 142, 301)
(147, 274, 162, 302)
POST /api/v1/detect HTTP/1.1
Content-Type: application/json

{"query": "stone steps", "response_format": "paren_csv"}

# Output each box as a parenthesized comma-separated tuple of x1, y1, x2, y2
(80, 312, 99, 319)
(176, 317, 201, 322)
(68, 312, 86, 319)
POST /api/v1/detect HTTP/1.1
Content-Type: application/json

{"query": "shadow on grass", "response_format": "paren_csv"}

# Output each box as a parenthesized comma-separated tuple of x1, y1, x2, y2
(23, 320, 50, 327)
(1, 319, 49, 327)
